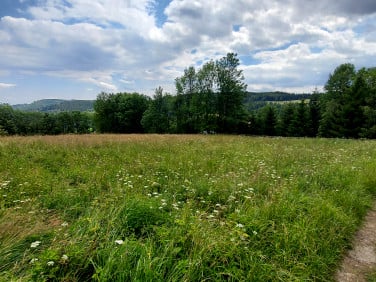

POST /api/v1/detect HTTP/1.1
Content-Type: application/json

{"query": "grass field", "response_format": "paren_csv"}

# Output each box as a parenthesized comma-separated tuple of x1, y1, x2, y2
(0, 134, 376, 281)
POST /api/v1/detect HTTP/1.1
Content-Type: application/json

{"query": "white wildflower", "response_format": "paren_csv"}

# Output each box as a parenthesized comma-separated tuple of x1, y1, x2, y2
(236, 223, 244, 228)
(61, 254, 68, 261)
(47, 261, 55, 266)
(30, 241, 41, 248)
(115, 239, 124, 245)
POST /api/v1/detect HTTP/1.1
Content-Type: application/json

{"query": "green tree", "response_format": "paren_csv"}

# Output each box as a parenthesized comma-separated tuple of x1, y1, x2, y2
(94, 92, 150, 133)
(195, 60, 218, 132)
(142, 87, 175, 133)
(0, 104, 17, 135)
(324, 63, 356, 99)
(278, 103, 296, 136)
(341, 75, 367, 138)
(360, 68, 376, 138)
(175, 67, 197, 133)
(259, 105, 277, 136)
(291, 101, 310, 137)
(319, 63, 357, 137)
(216, 53, 247, 132)
(307, 92, 322, 137)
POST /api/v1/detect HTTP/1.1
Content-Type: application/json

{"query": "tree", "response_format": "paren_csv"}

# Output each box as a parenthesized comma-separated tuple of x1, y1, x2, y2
(94, 92, 150, 133)
(307, 92, 321, 137)
(259, 105, 277, 136)
(324, 63, 356, 98)
(319, 63, 357, 138)
(175, 67, 197, 133)
(278, 103, 295, 136)
(142, 87, 175, 133)
(0, 104, 17, 135)
(341, 75, 367, 138)
(195, 60, 218, 132)
(216, 53, 247, 132)
(291, 101, 310, 137)
(360, 68, 376, 138)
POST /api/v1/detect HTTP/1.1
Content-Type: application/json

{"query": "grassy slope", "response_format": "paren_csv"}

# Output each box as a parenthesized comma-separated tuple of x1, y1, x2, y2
(0, 135, 375, 281)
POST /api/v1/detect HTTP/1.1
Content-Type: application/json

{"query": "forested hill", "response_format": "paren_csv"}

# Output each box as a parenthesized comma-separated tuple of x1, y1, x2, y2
(245, 91, 311, 102)
(12, 99, 94, 112)
(11, 92, 309, 113)
(244, 91, 311, 110)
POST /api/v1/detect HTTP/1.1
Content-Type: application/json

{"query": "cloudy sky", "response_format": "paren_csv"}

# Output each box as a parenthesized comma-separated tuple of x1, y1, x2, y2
(0, 0, 375, 104)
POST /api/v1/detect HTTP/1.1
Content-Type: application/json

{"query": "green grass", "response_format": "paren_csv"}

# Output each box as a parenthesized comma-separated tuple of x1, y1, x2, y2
(1, 134, 376, 281)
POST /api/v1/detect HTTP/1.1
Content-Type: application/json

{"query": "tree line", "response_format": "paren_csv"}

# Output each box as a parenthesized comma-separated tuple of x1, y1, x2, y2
(1, 53, 376, 138)
(0, 107, 93, 136)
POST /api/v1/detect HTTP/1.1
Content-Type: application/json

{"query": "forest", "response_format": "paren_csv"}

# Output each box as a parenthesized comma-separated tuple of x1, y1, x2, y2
(1, 53, 376, 138)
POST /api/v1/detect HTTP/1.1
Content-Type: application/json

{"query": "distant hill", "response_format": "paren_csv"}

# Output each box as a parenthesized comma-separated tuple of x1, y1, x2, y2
(244, 91, 312, 110)
(10, 92, 311, 113)
(12, 99, 95, 112)
(245, 91, 311, 102)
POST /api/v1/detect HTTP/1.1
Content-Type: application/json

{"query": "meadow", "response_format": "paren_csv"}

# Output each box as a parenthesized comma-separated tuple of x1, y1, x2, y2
(0, 134, 375, 281)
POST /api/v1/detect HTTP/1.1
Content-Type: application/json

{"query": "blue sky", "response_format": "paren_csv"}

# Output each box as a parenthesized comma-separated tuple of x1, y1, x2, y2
(0, 0, 375, 104)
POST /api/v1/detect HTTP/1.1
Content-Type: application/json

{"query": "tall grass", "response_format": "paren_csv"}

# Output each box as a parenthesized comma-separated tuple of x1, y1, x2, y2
(0, 134, 375, 281)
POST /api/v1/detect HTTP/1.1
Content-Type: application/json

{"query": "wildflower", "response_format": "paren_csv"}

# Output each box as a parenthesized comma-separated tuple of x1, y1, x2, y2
(47, 261, 55, 266)
(253, 230, 258, 236)
(151, 182, 161, 189)
(236, 223, 244, 228)
(115, 239, 124, 245)
(30, 241, 41, 248)
(61, 254, 68, 261)
(30, 258, 38, 264)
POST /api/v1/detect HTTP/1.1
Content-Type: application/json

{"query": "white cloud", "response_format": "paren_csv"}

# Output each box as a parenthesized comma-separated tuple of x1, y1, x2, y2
(0, 82, 16, 89)
(0, 0, 376, 103)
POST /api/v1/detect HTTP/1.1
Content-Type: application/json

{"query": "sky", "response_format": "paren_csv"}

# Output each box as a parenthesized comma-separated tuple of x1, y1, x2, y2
(0, 0, 376, 104)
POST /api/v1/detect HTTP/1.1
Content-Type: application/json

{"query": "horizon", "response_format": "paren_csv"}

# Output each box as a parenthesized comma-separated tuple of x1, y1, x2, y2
(8, 90, 312, 106)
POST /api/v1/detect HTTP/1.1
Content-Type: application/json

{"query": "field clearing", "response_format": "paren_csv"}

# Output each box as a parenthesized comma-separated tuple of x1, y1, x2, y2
(1, 134, 376, 281)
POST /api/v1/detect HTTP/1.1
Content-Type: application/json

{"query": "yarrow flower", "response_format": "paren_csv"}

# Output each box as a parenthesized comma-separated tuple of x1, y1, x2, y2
(61, 254, 68, 261)
(47, 261, 55, 266)
(30, 258, 38, 264)
(115, 239, 124, 245)
(30, 241, 41, 248)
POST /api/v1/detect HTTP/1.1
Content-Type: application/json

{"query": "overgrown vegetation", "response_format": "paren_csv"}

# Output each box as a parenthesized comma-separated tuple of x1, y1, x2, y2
(1, 134, 376, 281)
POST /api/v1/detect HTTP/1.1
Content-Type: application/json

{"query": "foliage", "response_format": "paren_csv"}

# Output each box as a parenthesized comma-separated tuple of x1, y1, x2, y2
(319, 64, 376, 138)
(141, 87, 176, 133)
(1, 134, 376, 281)
(174, 53, 247, 133)
(94, 92, 150, 133)
(0, 104, 93, 135)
